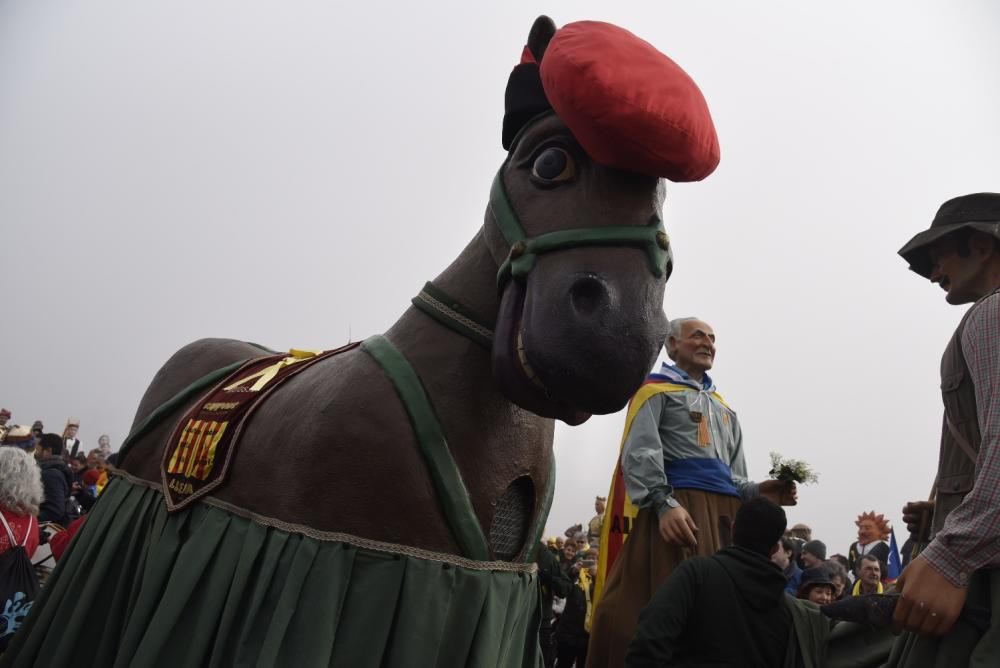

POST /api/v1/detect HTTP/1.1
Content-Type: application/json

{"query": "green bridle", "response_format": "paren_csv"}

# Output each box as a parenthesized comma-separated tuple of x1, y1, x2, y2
(488, 167, 673, 291)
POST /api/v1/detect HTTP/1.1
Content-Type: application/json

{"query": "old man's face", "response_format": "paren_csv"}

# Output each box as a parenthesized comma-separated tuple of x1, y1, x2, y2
(669, 320, 716, 375)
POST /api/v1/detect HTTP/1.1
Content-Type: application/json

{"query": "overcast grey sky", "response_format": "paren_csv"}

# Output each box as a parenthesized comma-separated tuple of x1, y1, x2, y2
(3, 1, 999, 557)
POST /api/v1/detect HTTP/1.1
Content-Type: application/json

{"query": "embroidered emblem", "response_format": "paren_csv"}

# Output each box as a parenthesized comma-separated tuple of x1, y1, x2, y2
(165, 419, 229, 480)
(160, 343, 359, 511)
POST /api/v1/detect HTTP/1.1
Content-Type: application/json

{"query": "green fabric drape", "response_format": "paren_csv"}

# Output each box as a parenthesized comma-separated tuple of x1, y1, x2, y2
(2, 477, 543, 667)
(784, 596, 831, 668)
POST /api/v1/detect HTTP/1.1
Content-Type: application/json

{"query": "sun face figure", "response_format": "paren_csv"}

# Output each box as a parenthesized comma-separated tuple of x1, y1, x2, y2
(856, 511, 891, 545)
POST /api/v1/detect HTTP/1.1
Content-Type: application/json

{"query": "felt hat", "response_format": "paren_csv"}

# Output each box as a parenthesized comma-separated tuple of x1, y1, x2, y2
(797, 566, 834, 598)
(503, 17, 720, 182)
(899, 193, 1000, 278)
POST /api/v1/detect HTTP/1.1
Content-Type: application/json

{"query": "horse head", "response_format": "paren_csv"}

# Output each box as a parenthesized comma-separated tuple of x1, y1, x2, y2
(485, 16, 720, 425)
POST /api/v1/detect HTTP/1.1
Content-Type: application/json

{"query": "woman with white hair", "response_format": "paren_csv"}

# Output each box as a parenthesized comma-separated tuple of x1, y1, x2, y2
(0, 447, 42, 559)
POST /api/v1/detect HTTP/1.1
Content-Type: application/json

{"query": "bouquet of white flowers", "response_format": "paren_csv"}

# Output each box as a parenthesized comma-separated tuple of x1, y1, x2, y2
(768, 452, 819, 485)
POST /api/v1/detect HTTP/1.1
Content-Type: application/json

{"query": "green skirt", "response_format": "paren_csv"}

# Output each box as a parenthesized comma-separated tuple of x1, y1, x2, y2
(2, 476, 543, 667)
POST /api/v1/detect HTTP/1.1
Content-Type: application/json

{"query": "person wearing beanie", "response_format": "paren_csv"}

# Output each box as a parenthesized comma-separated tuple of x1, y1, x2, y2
(627, 498, 796, 667)
(801, 539, 827, 569)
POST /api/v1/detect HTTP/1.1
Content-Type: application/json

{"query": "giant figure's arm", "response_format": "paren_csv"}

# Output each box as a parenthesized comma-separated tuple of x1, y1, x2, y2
(621, 395, 677, 515)
(922, 293, 1000, 585)
(727, 413, 760, 501)
(625, 559, 699, 667)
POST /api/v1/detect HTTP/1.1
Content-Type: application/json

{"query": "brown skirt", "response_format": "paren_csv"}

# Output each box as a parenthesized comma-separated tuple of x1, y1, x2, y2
(586, 488, 743, 668)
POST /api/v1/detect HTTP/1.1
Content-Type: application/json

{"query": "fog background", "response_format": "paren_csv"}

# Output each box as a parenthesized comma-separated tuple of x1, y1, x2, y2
(3, 0, 999, 557)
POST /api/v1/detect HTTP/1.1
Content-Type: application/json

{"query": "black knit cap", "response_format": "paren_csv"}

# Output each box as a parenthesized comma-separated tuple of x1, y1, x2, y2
(899, 193, 1000, 278)
(803, 539, 827, 561)
(732, 497, 787, 556)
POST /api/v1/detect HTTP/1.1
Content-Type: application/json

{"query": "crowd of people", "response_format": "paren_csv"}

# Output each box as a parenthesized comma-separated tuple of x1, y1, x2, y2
(551, 195, 1000, 668)
(0, 413, 117, 536)
(0, 411, 118, 625)
(538, 495, 906, 667)
(536, 496, 606, 668)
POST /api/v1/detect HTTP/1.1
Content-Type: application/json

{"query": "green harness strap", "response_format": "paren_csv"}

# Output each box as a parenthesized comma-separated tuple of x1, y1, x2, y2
(488, 166, 673, 290)
(116, 342, 279, 467)
(361, 335, 491, 561)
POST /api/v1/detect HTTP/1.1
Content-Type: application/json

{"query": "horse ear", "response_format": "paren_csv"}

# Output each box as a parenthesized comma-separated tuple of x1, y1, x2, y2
(527, 15, 557, 62)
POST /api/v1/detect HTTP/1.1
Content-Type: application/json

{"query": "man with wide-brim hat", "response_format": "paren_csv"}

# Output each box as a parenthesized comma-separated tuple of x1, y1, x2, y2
(890, 192, 1000, 663)
(898, 193, 1000, 290)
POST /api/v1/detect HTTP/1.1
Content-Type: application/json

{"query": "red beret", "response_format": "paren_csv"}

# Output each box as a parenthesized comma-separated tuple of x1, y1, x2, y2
(537, 22, 720, 182)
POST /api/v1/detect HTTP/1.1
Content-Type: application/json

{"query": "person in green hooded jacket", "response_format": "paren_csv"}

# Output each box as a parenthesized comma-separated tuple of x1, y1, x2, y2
(627, 497, 824, 667)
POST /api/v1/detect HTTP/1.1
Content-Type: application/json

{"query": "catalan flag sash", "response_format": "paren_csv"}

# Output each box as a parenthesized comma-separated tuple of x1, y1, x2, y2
(160, 343, 359, 511)
(592, 377, 729, 612)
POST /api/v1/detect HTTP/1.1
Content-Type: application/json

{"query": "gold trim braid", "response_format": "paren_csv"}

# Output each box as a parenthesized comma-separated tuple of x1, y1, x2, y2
(415, 290, 495, 341)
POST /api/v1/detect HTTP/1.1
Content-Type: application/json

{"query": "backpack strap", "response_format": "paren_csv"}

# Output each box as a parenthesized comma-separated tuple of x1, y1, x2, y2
(0, 513, 17, 547)
(20, 516, 32, 547)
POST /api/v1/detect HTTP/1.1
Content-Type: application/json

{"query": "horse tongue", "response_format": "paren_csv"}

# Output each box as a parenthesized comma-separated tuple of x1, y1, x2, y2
(564, 409, 592, 426)
(493, 280, 592, 425)
(492, 280, 528, 396)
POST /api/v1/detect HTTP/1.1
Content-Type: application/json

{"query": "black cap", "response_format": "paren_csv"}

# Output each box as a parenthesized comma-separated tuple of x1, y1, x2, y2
(899, 193, 1000, 278)
(803, 539, 827, 561)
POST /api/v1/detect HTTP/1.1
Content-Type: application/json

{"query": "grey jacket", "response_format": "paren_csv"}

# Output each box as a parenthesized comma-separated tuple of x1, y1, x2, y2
(621, 365, 757, 516)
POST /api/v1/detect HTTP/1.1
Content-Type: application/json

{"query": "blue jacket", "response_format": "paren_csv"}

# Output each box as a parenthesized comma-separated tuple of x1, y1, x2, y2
(783, 562, 803, 595)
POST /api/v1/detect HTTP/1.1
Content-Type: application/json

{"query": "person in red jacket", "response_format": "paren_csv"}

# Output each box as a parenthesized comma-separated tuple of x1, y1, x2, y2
(0, 447, 42, 560)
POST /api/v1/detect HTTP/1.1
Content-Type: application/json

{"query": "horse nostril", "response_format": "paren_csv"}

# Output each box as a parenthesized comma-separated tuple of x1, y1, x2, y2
(569, 275, 609, 315)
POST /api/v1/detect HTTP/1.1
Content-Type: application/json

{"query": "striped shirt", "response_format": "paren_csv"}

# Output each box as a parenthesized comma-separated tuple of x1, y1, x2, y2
(922, 292, 1000, 587)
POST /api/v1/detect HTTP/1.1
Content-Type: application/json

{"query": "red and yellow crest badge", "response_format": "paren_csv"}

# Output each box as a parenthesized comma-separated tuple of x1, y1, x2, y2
(161, 343, 358, 511)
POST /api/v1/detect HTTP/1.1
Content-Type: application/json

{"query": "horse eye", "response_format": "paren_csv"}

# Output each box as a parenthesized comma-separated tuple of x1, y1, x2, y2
(531, 147, 576, 183)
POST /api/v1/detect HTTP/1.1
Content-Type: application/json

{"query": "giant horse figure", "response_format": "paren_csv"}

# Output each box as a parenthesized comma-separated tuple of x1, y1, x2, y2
(4, 16, 721, 667)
